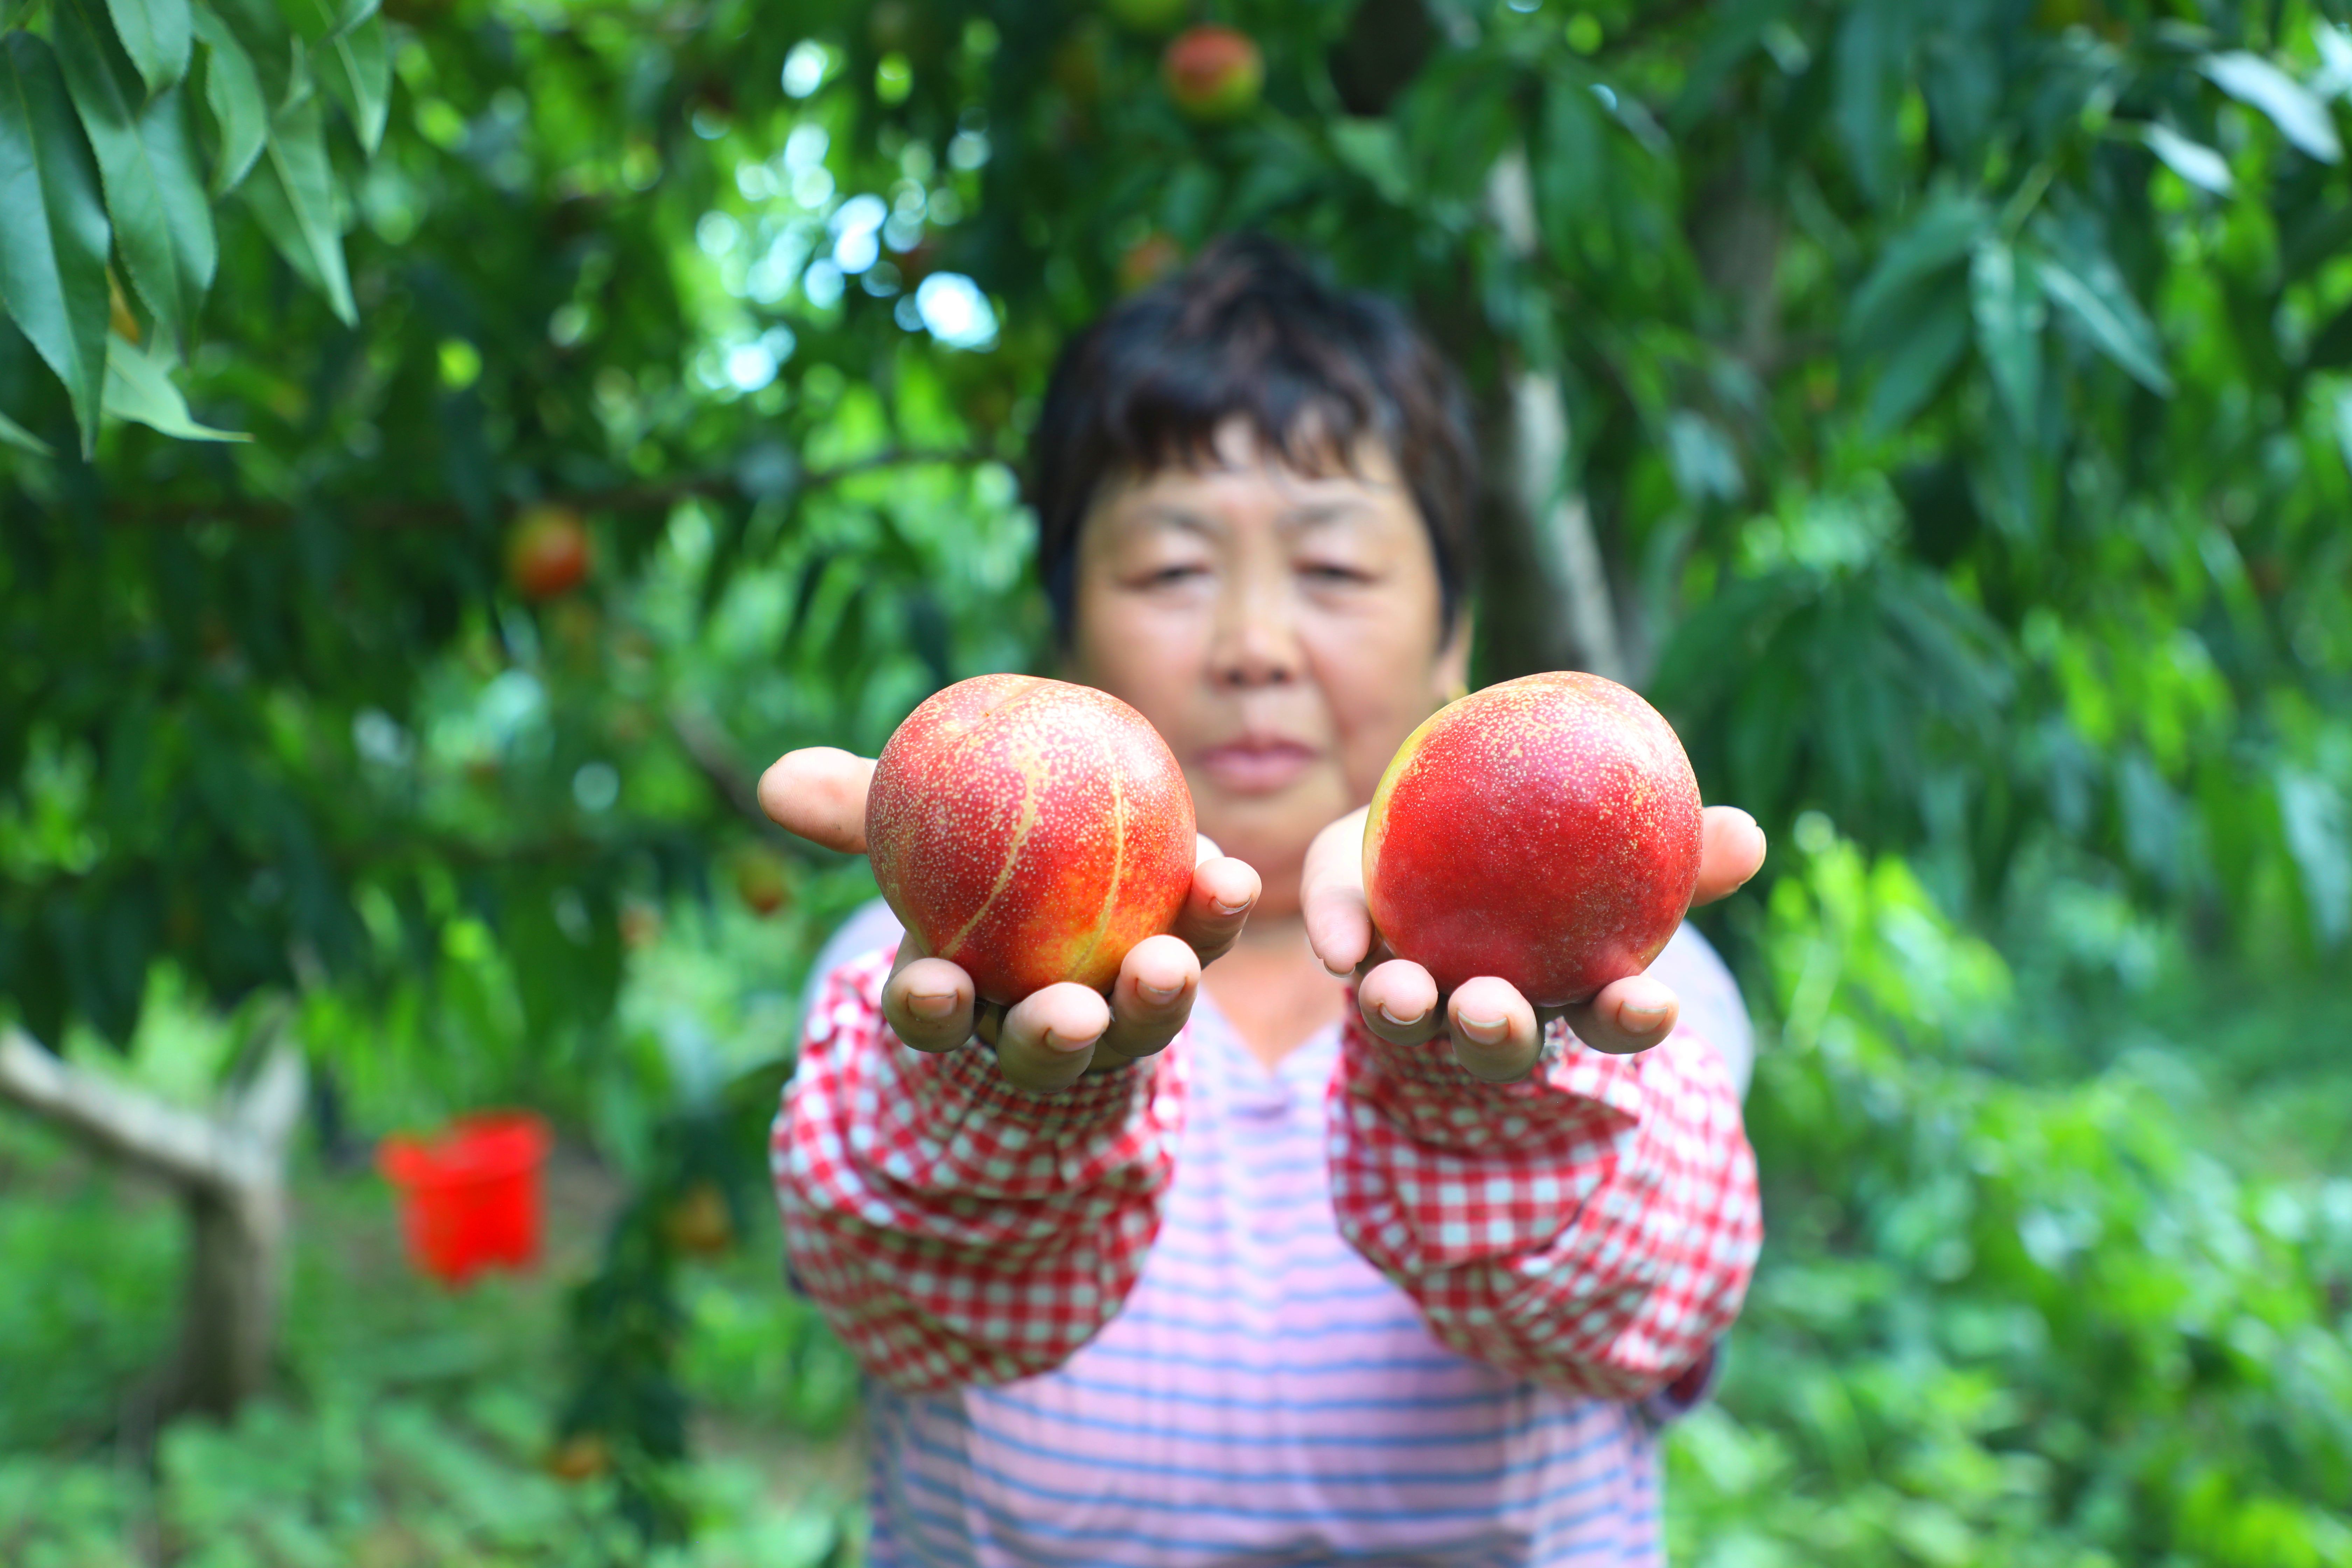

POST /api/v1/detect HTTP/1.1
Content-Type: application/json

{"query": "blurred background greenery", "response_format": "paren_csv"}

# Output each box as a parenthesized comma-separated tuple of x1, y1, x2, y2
(3, 0, 2350, 1563)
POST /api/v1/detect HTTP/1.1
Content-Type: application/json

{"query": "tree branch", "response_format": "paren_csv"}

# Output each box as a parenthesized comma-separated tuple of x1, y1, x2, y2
(0, 1026, 303, 1194)
(667, 705, 793, 840)
(97, 447, 996, 530)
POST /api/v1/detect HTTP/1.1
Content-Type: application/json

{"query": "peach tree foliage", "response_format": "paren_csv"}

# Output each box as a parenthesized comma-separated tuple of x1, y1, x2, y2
(0, 0, 2349, 1551)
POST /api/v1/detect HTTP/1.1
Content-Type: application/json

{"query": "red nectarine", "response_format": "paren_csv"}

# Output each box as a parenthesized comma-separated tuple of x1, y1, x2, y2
(866, 674, 1197, 1005)
(1161, 26, 1262, 124)
(1363, 672, 1703, 1008)
(507, 505, 591, 601)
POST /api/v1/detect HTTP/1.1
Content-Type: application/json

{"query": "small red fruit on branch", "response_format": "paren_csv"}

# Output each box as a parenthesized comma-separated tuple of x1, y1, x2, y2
(733, 844, 792, 917)
(1161, 25, 1264, 124)
(866, 674, 1196, 1004)
(662, 1181, 735, 1255)
(1363, 672, 1704, 1008)
(1118, 231, 1184, 293)
(506, 504, 592, 601)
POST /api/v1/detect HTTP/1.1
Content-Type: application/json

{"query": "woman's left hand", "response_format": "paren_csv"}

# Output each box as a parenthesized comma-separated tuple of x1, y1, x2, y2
(1300, 804, 1768, 1082)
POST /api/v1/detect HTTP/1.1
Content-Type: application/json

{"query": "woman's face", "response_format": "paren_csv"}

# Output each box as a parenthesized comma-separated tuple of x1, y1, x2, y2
(1066, 418, 1469, 912)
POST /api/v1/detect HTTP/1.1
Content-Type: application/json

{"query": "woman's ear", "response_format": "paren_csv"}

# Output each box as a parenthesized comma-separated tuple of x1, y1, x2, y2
(1433, 607, 1474, 706)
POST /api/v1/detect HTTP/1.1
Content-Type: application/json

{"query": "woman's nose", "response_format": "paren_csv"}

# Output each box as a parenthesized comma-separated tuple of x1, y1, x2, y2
(1211, 597, 1302, 690)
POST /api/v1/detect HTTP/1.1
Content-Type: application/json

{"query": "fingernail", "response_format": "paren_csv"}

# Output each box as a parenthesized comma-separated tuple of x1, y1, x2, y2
(1374, 1001, 1425, 1029)
(1212, 896, 1250, 915)
(1457, 1014, 1508, 1046)
(907, 991, 957, 1020)
(1622, 1004, 1670, 1034)
(1040, 1029, 1097, 1055)
(1138, 979, 1181, 1005)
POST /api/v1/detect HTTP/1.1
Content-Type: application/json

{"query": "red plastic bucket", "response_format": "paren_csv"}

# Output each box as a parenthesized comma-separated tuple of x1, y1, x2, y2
(376, 1112, 553, 1286)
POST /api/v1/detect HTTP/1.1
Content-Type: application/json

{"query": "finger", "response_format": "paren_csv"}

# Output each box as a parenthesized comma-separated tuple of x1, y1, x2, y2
(1169, 857, 1261, 966)
(1444, 976, 1544, 1083)
(1562, 974, 1679, 1056)
(881, 955, 978, 1053)
(1301, 807, 1374, 978)
(1692, 806, 1767, 906)
(1098, 934, 1200, 1063)
(757, 748, 877, 854)
(994, 982, 1113, 1093)
(1356, 959, 1444, 1048)
(1194, 833, 1224, 866)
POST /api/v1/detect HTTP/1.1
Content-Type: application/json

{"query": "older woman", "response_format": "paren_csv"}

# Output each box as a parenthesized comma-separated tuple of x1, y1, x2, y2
(762, 236, 1765, 1567)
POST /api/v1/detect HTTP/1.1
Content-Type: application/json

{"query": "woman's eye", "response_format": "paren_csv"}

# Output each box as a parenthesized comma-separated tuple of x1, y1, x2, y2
(1300, 561, 1374, 585)
(1139, 563, 1209, 588)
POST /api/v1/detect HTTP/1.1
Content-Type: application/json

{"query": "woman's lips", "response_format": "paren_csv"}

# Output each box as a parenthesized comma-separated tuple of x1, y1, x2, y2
(1195, 738, 1318, 794)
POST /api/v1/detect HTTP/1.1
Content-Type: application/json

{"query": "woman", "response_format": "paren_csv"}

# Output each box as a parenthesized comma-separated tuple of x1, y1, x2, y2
(762, 237, 1766, 1566)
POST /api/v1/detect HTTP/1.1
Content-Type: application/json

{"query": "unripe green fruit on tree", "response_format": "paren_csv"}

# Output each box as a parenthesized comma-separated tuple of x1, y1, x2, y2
(1363, 672, 1704, 1008)
(865, 674, 1196, 1004)
(506, 505, 591, 601)
(1161, 26, 1263, 124)
(1105, 0, 1187, 36)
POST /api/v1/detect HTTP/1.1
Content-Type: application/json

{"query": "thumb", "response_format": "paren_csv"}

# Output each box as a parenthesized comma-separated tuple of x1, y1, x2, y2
(1301, 807, 1375, 978)
(757, 748, 876, 854)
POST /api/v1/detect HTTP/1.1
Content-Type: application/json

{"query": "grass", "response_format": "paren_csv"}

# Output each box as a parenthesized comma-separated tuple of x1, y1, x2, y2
(0, 1110, 864, 1567)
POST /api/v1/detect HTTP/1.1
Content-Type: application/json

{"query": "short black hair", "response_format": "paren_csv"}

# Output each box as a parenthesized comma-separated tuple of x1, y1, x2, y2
(1028, 235, 1478, 644)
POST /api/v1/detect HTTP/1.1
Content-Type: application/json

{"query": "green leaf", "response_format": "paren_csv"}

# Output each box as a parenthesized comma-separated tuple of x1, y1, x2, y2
(1834, 0, 1912, 204)
(2035, 243, 2172, 395)
(103, 331, 247, 438)
(1846, 192, 1985, 356)
(192, 9, 266, 194)
(0, 406, 56, 456)
(2307, 302, 2352, 370)
(1865, 279, 1970, 435)
(313, 13, 386, 155)
(2139, 123, 2233, 194)
(54, 0, 217, 347)
(1969, 238, 2043, 430)
(2201, 51, 2343, 163)
(239, 94, 354, 324)
(0, 33, 114, 456)
(1330, 117, 1409, 205)
(103, 0, 194, 100)
(203, 0, 306, 113)
(273, 0, 377, 44)
(273, 0, 384, 154)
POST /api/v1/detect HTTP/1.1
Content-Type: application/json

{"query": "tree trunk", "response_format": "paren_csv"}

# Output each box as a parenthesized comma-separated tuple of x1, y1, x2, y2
(1479, 150, 1630, 686)
(0, 1025, 304, 1420)
(160, 1177, 290, 1416)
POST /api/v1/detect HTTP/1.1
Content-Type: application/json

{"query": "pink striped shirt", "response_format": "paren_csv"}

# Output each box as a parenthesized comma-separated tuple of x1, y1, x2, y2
(775, 916, 1759, 1567)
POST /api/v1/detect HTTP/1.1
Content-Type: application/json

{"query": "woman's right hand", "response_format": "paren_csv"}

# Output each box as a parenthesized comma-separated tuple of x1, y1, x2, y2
(758, 746, 1262, 1092)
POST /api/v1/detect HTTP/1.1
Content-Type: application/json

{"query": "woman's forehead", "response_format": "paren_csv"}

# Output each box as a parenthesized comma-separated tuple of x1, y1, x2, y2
(1097, 428, 1409, 523)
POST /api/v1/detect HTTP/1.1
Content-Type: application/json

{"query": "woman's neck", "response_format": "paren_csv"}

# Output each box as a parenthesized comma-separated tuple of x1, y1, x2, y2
(1198, 900, 1349, 1072)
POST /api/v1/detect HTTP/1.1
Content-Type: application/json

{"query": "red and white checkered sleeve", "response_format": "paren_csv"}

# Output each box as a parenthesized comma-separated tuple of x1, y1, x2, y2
(1326, 1007, 1760, 1402)
(770, 946, 1188, 1394)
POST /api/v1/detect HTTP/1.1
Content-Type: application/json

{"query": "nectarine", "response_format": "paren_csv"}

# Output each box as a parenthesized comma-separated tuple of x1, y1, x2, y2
(866, 674, 1196, 1005)
(1363, 672, 1702, 1008)
(507, 505, 591, 601)
(1161, 26, 1262, 124)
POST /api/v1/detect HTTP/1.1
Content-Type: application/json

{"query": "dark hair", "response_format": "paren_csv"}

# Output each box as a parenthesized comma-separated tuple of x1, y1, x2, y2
(1028, 235, 1478, 644)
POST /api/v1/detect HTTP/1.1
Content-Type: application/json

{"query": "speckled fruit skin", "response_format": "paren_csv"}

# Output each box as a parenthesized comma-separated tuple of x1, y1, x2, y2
(866, 674, 1197, 1006)
(1363, 672, 1703, 1008)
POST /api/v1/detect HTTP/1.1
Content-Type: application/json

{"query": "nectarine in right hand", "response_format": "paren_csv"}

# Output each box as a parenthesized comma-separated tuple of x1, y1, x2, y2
(1362, 672, 1703, 1009)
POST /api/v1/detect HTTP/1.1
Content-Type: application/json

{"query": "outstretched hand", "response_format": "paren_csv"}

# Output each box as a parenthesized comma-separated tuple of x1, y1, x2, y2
(1300, 804, 1767, 1083)
(758, 747, 1261, 1092)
